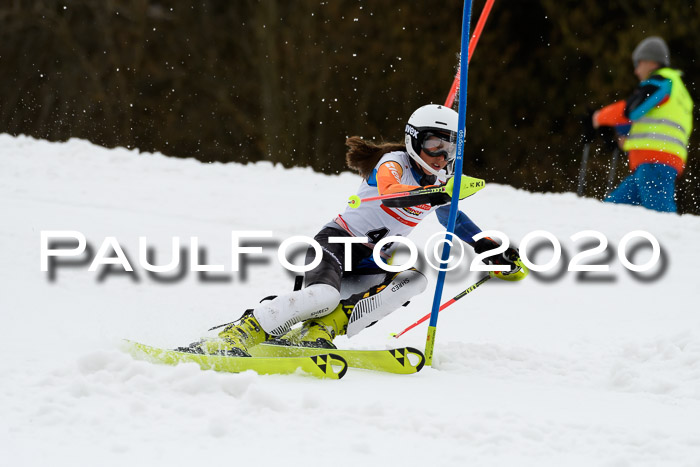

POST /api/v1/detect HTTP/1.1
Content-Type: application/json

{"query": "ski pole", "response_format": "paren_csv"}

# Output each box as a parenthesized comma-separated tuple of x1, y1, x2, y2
(605, 147, 620, 197)
(444, 0, 496, 108)
(347, 176, 485, 208)
(576, 142, 590, 197)
(348, 186, 448, 208)
(392, 275, 491, 339)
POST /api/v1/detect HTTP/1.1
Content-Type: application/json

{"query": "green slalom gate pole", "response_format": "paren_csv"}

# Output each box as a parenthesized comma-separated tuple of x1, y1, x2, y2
(425, 0, 475, 366)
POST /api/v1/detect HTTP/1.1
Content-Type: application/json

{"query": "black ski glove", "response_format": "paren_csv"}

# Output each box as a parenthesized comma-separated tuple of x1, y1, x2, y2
(581, 110, 620, 151)
(382, 187, 451, 208)
(472, 237, 520, 272)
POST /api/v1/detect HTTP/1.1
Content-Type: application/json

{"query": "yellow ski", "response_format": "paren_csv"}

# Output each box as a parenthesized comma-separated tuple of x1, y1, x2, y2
(250, 343, 425, 375)
(123, 340, 348, 379)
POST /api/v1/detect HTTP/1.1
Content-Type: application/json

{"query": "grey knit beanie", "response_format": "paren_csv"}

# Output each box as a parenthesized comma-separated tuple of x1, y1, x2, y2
(632, 36, 670, 67)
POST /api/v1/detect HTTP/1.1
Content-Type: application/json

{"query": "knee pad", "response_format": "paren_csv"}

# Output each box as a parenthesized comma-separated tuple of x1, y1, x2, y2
(346, 269, 427, 337)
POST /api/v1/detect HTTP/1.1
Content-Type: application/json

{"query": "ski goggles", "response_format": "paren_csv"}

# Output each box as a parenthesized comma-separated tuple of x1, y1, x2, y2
(421, 132, 457, 161)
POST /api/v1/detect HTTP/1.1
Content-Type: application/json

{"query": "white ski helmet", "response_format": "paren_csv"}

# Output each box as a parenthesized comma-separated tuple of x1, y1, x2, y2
(404, 104, 460, 177)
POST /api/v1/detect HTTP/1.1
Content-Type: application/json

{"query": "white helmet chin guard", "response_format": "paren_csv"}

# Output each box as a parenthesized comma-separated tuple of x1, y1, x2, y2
(404, 104, 459, 177)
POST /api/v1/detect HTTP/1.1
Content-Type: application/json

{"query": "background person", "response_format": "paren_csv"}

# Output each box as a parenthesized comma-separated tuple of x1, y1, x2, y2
(592, 36, 693, 213)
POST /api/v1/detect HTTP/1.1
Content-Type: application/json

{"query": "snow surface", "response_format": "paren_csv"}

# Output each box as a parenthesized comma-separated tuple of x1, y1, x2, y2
(2, 134, 700, 466)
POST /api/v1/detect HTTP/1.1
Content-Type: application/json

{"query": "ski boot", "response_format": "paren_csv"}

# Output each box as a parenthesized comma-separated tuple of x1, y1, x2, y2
(272, 302, 351, 349)
(274, 272, 400, 348)
(179, 310, 270, 357)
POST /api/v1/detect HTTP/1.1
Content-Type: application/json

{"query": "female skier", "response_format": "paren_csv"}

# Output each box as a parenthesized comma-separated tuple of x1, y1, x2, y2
(185, 104, 526, 356)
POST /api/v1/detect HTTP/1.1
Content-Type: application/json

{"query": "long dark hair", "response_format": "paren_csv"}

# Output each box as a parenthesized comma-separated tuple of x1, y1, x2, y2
(345, 136, 405, 180)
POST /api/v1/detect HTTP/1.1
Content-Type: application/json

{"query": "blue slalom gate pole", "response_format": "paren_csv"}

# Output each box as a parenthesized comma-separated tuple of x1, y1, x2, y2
(424, 0, 474, 366)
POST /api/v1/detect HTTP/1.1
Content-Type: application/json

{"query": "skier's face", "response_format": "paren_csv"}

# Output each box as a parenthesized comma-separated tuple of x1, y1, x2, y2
(418, 132, 454, 174)
(419, 150, 449, 174)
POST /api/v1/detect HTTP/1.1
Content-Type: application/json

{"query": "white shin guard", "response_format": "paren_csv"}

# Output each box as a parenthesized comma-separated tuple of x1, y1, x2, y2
(252, 284, 341, 337)
(346, 269, 427, 337)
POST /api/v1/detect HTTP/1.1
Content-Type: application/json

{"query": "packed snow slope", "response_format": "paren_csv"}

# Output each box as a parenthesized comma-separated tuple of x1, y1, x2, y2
(2, 134, 700, 467)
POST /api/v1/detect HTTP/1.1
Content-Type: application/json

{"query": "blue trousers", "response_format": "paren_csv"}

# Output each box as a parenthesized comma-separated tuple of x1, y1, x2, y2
(604, 163, 677, 213)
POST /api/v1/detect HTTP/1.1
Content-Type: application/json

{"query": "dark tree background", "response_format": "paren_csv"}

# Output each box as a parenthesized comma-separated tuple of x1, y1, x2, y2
(1, 0, 698, 213)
